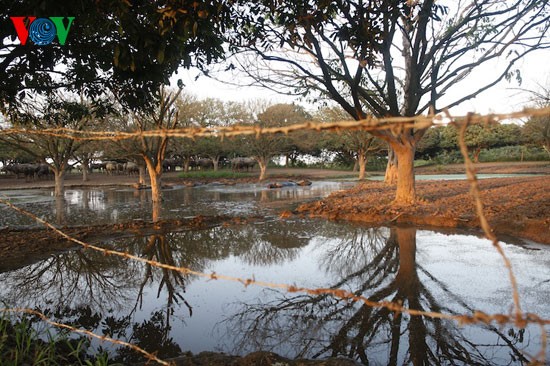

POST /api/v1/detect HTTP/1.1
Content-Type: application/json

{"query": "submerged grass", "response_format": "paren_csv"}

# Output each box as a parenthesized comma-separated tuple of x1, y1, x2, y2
(0, 312, 118, 366)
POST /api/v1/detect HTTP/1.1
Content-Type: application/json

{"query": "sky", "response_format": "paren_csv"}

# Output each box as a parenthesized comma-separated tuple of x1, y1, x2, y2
(171, 49, 549, 119)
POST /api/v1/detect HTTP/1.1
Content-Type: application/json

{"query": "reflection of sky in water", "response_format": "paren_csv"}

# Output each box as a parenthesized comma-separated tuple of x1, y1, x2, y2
(0, 181, 354, 227)
(1, 181, 548, 364)
(1, 219, 548, 363)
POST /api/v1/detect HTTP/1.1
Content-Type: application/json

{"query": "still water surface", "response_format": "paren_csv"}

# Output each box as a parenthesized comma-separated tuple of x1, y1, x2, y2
(0, 182, 549, 365)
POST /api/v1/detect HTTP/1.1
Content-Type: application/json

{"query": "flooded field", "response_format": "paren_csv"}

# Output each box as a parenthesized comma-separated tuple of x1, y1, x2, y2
(0, 181, 549, 364)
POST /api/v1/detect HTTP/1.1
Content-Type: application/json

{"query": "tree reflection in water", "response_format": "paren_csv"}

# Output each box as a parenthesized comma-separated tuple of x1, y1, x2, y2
(0, 218, 315, 362)
(220, 226, 531, 365)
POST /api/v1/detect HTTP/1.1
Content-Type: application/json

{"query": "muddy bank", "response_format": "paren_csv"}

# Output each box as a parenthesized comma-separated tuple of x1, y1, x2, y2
(296, 176, 550, 244)
(141, 351, 358, 366)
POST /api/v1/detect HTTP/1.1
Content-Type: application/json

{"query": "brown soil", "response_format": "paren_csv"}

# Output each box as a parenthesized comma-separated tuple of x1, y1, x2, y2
(296, 175, 550, 244)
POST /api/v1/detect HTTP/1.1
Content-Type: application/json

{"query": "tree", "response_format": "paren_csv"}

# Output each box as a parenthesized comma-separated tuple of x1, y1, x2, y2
(192, 98, 253, 170)
(523, 116, 550, 156)
(0, 0, 231, 111)
(223, 226, 529, 364)
(133, 87, 182, 217)
(242, 103, 309, 181)
(440, 123, 522, 162)
(415, 127, 441, 160)
(316, 106, 385, 179)
(522, 84, 550, 157)
(1, 95, 111, 196)
(225, 0, 550, 203)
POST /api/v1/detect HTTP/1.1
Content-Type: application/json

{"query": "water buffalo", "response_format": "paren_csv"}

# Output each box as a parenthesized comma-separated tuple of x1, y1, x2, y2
(231, 157, 256, 172)
(35, 164, 53, 180)
(123, 161, 139, 175)
(162, 158, 181, 172)
(105, 162, 119, 175)
(196, 158, 214, 170)
(90, 162, 106, 173)
(2, 163, 37, 181)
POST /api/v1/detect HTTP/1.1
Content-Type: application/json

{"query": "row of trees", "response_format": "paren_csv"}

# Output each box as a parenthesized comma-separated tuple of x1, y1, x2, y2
(417, 120, 550, 162)
(2, 92, 548, 198)
(1, 0, 549, 205)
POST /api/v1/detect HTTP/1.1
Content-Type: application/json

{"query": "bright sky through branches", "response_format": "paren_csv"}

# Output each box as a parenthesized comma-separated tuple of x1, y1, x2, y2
(173, 50, 549, 116)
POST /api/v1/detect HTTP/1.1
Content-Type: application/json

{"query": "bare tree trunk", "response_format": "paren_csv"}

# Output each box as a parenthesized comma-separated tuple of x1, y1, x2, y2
(183, 157, 191, 172)
(81, 157, 90, 182)
(149, 171, 162, 203)
(473, 147, 481, 163)
(257, 158, 268, 181)
(152, 200, 162, 223)
(55, 196, 65, 225)
(385, 147, 398, 185)
(393, 143, 416, 204)
(138, 163, 147, 186)
(54, 169, 66, 197)
(82, 166, 89, 182)
(212, 156, 220, 171)
(358, 149, 367, 180)
(143, 156, 163, 203)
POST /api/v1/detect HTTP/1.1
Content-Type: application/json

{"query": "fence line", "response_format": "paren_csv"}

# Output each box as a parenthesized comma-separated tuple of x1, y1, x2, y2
(455, 111, 523, 318)
(0, 106, 549, 141)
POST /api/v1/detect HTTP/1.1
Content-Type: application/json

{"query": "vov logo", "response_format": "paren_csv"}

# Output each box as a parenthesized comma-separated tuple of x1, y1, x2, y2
(10, 16, 74, 46)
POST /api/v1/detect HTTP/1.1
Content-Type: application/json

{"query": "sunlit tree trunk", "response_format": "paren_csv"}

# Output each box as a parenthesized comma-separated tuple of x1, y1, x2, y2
(385, 147, 398, 185)
(138, 163, 147, 186)
(393, 141, 416, 204)
(143, 155, 163, 204)
(152, 200, 162, 223)
(257, 157, 268, 181)
(358, 149, 368, 180)
(352, 160, 359, 172)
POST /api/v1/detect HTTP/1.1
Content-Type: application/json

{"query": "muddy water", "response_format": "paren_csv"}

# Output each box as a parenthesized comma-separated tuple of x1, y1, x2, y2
(0, 181, 354, 227)
(0, 181, 549, 365)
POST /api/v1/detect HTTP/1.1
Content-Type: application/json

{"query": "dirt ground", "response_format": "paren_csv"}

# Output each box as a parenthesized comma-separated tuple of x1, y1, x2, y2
(297, 175, 550, 244)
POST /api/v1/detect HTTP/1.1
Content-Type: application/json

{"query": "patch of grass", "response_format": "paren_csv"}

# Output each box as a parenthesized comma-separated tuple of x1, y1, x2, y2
(0, 312, 118, 366)
(177, 170, 253, 179)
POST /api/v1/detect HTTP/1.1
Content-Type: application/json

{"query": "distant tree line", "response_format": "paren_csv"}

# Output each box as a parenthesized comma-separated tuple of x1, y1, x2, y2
(417, 119, 550, 164)
(1, 94, 548, 196)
